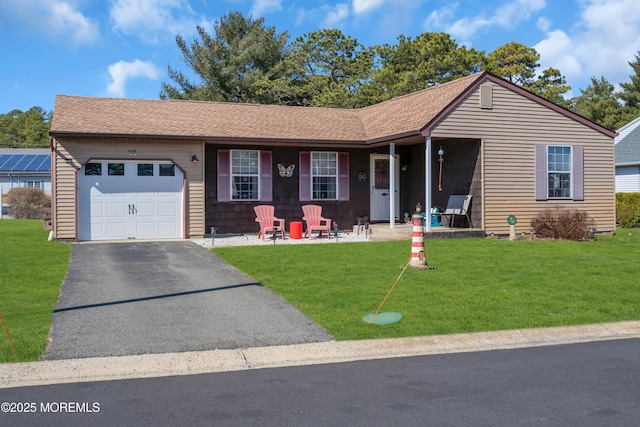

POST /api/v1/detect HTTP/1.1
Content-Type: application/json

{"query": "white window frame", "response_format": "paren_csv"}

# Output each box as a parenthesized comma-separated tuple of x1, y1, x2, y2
(231, 149, 260, 201)
(26, 180, 42, 190)
(311, 151, 338, 200)
(547, 145, 572, 199)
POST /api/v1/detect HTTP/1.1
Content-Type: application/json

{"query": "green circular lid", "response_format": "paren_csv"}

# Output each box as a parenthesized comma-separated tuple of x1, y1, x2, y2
(362, 312, 403, 325)
(507, 215, 517, 225)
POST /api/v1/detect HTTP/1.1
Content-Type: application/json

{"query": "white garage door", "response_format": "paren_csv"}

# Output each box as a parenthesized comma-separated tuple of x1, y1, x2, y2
(78, 161, 184, 241)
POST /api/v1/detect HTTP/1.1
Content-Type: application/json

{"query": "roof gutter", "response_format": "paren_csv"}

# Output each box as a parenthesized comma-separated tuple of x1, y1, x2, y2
(615, 161, 640, 167)
(49, 130, 427, 148)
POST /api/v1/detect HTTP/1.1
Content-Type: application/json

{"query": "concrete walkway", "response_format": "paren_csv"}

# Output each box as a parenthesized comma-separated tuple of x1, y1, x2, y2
(2, 321, 639, 389)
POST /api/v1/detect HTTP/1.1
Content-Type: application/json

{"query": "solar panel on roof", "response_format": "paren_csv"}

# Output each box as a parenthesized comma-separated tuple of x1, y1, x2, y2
(0, 154, 52, 172)
(34, 155, 51, 171)
(0, 155, 21, 170)
(0, 155, 11, 169)
(13, 155, 36, 171)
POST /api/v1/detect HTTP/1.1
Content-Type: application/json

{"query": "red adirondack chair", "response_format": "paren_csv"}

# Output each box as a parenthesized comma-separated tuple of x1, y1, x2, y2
(254, 205, 285, 240)
(302, 204, 332, 238)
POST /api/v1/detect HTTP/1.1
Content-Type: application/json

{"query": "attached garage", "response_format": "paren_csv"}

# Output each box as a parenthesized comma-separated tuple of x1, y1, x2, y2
(77, 160, 184, 241)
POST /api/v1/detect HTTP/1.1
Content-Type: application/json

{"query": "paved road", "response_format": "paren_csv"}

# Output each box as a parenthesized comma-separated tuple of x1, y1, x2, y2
(43, 241, 331, 360)
(3, 338, 639, 426)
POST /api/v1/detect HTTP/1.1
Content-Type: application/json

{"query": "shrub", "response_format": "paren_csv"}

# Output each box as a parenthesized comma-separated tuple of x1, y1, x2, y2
(530, 207, 595, 241)
(616, 192, 640, 228)
(6, 187, 51, 219)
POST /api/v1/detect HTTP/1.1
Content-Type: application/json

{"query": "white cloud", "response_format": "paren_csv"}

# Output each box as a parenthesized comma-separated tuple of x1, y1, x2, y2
(321, 3, 350, 28)
(536, 16, 551, 32)
(492, 0, 545, 29)
(250, 0, 282, 17)
(573, 0, 640, 83)
(352, 0, 387, 15)
(534, 29, 582, 78)
(0, 0, 99, 45)
(424, 4, 457, 29)
(438, 0, 546, 40)
(106, 60, 160, 97)
(109, 0, 196, 44)
(534, 0, 640, 93)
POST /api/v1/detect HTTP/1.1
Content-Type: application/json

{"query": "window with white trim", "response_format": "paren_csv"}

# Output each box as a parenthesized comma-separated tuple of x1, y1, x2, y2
(26, 180, 42, 189)
(311, 151, 337, 200)
(231, 150, 259, 200)
(547, 146, 571, 199)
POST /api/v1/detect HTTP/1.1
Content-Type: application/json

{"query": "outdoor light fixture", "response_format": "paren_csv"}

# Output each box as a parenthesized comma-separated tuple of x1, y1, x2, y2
(191, 155, 199, 163)
(438, 147, 445, 191)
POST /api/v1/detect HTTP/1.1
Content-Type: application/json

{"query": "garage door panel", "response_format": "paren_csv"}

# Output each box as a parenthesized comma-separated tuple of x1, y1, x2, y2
(78, 161, 184, 241)
(106, 202, 126, 218)
(90, 223, 104, 239)
(158, 201, 177, 216)
(135, 201, 156, 217)
(106, 222, 127, 239)
(134, 222, 156, 238)
(158, 221, 178, 237)
(90, 202, 104, 218)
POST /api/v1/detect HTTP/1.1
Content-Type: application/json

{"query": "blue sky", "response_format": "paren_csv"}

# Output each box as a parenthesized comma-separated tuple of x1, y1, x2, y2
(1, 0, 639, 115)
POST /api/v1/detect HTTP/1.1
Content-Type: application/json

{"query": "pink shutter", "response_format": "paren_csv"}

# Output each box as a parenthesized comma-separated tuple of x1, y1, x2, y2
(260, 150, 272, 202)
(573, 146, 584, 201)
(535, 145, 547, 201)
(299, 151, 311, 201)
(338, 152, 349, 201)
(217, 149, 230, 202)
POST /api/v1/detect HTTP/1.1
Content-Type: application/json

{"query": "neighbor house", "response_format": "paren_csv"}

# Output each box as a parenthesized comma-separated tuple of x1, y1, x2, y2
(0, 148, 52, 197)
(615, 115, 640, 192)
(49, 71, 617, 242)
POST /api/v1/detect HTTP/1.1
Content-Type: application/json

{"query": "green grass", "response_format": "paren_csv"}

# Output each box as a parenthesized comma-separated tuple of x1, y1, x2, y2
(212, 231, 640, 341)
(2, 222, 639, 362)
(0, 220, 70, 363)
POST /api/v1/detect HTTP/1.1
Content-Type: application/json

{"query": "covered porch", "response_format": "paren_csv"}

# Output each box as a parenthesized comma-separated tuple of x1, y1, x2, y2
(372, 135, 482, 234)
(363, 222, 485, 241)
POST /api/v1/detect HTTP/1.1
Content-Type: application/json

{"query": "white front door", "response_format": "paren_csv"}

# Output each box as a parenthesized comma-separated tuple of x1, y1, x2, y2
(370, 154, 400, 221)
(78, 161, 183, 241)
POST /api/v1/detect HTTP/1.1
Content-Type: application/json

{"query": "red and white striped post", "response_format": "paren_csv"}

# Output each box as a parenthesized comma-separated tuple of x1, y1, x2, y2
(409, 206, 427, 268)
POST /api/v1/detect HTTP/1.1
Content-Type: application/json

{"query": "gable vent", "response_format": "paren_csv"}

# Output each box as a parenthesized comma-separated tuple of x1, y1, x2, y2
(480, 83, 493, 109)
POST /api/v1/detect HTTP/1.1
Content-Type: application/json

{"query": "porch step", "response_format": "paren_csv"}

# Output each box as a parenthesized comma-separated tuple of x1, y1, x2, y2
(360, 223, 485, 241)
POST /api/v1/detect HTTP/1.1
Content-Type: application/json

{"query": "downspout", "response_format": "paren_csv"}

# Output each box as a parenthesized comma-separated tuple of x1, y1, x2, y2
(425, 135, 432, 232)
(389, 143, 395, 229)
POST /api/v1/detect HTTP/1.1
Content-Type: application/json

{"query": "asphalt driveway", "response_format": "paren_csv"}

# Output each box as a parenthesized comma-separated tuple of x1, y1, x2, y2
(43, 241, 332, 360)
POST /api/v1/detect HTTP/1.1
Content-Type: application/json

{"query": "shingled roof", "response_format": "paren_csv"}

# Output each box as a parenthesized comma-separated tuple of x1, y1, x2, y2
(50, 72, 615, 145)
(50, 73, 485, 145)
(615, 116, 640, 165)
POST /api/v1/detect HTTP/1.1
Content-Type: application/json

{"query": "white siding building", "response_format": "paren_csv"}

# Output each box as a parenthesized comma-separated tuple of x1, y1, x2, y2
(615, 116, 640, 193)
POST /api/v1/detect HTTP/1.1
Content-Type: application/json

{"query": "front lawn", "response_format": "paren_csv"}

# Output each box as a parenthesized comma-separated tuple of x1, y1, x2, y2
(0, 220, 70, 363)
(212, 231, 640, 341)
(2, 222, 638, 363)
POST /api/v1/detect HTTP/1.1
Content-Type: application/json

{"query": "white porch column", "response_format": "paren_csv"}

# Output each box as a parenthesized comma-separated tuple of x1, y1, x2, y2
(425, 136, 432, 232)
(389, 143, 395, 229)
